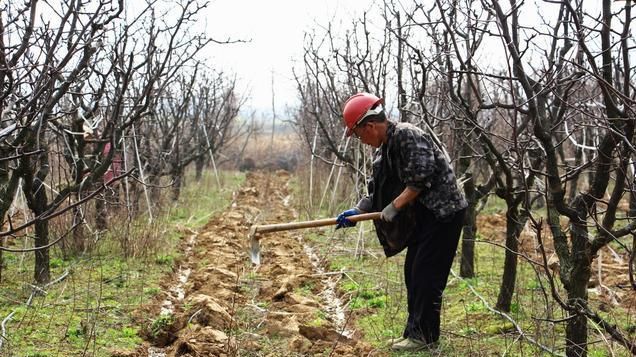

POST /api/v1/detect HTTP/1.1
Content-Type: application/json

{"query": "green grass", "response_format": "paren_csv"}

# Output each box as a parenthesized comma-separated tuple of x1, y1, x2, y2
(0, 170, 244, 356)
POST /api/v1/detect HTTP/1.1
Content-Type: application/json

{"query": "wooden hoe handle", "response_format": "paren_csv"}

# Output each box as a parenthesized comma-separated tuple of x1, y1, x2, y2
(252, 212, 381, 234)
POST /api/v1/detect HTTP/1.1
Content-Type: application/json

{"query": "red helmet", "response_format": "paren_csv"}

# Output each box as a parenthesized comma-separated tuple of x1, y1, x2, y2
(342, 93, 383, 137)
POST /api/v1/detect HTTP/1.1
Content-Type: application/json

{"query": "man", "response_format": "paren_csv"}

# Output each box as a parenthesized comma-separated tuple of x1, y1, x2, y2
(336, 92, 467, 352)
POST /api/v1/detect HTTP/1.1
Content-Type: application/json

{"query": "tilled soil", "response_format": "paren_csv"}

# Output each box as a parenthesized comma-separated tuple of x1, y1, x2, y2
(132, 171, 383, 356)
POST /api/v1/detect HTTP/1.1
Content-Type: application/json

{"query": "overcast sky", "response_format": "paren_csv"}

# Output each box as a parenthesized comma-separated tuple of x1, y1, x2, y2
(201, 0, 377, 117)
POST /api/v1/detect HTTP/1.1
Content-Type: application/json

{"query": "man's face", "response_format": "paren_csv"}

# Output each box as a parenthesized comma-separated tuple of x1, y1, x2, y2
(352, 122, 382, 148)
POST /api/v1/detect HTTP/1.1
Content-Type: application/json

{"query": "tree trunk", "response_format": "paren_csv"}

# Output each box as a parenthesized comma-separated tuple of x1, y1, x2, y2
(565, 290, 589, 357)
(565, 223, 592, 357)
(496, 206, 519, 312)
(149, 174, 162, 203)
(23, 154, 52, 286)
(33, 189, 50, 285)
(95, 193, 108, 231)
(195, 156, 204, 182)
(71, 205, 85, 254)
(460, 176, 476, 278)
(171, 168, 183, 202)
(130, 184, 141, 216)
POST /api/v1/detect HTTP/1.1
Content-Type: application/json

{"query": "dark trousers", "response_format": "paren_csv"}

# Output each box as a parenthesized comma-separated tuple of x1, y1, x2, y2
(403, 208, 465, 343)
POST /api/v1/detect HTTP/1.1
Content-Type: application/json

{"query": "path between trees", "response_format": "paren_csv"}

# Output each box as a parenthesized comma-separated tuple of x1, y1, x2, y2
(128, 171, 383, 356)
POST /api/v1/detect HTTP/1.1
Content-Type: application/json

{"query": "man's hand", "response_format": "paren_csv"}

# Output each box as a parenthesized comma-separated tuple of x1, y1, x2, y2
(381, 202, 400, 222)
(336, 208, 360, 229)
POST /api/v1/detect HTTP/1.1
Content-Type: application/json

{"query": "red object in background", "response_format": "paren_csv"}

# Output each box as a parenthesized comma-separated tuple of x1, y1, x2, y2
(103, 142, 123, 184)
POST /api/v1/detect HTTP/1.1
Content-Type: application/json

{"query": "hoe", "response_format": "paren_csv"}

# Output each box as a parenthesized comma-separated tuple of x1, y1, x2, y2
(248, 212, 381, 265)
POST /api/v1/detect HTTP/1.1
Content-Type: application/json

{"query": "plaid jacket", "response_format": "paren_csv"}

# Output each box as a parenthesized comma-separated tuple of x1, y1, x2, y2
(357, 121, 467, 256)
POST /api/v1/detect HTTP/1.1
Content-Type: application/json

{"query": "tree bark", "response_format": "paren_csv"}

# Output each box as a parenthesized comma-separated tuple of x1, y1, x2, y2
(564, 219, 592, 357)
(195, 156, 205, 182)
(95, 194, 108, 231)
(71, 205, 85, 254)
(32, 188, 50, 285)
(496, 206, 520, 312)
(460, 175, 476, 278)
(171, 168, 183, 202)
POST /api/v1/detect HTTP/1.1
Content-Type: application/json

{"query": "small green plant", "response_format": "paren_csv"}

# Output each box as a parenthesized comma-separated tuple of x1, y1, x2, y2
(150, 313, 175, 338)
(349, 288, 387, 309)
(300, 280, 316, 291)
(308, 316, 325, 327)
(121, 326, 138, 338)
(49, 257, 65, 268)
(527, 279, 542, 290)
(350, 297, 364, 309)
(328, 259, 348, 271)
(155, 254, 175, 266)
(458, 277, 479, 289)
(341, 280, 359, 292)
(367, 295, 387, 308)
(589, 348, 609, 357)
(67, 327, 83, 338)
(465, 301, 486, 312)
(144, 286, 161, 296)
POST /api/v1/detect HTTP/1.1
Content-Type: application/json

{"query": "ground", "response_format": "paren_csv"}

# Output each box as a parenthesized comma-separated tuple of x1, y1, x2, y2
(113, 169, 636, 357)
(129, 171, 383, 356)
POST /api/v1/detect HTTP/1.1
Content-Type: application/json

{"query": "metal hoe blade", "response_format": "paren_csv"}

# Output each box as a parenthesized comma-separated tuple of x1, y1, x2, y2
(248, 226, 260, 265)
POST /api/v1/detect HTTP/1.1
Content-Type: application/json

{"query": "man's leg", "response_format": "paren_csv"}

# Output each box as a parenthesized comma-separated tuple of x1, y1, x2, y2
(403, 209, 464, 343)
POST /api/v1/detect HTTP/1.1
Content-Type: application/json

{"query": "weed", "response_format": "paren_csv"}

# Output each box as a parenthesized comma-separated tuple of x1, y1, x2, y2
(341, 280, 359, 292)
(460, 326, 479, 336)
(49, 257, 65, 268)
(67, 326, 83, 338)
(121, 326, 138, 338)
(300, 280, 316, 292)
(256, 301, 269, 309)
(144, 286, 161, 297)
(150, 313, 175, 338)
(589, 348, 610, 357)
(465, 301, 486, 312)
(155, 254, 175, 266)
(308, 316, 326, 327)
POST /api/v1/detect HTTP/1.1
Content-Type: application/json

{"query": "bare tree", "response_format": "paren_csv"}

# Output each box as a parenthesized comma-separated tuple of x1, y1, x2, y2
(143, 65, 244, 201)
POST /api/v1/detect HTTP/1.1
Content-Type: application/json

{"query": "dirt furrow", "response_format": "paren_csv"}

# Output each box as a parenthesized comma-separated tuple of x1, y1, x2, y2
(139, 171, 380, 356)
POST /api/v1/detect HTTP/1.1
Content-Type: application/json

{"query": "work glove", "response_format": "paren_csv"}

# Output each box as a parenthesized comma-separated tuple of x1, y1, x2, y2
(381, 202, 400, 223)
(336, 208, 360, 229)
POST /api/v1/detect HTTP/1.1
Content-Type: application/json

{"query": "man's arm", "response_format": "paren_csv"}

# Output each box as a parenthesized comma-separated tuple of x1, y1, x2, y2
(381, 186, 421, 222)
(392, 186, 421, 210)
